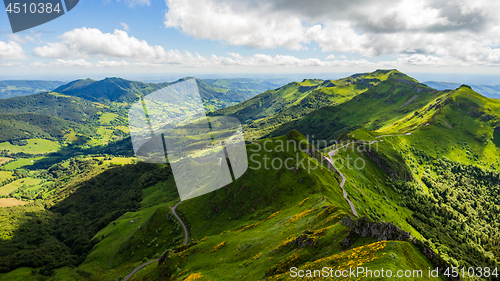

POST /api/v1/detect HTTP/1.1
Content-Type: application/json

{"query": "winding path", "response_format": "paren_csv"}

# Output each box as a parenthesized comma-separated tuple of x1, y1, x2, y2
(324, 132, 411, 218)
(123, 259, 159, 281)
(123, 196, 191, 281)
(323, 154, 359, 218)
(171, 200, 189, 245)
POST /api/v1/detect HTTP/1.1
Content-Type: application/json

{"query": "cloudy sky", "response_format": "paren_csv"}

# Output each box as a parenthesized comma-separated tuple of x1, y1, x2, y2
(1, 0, 500, 81)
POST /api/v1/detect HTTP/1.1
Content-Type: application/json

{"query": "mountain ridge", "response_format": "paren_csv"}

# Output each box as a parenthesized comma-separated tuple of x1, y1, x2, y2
(0, 69, 499, 280)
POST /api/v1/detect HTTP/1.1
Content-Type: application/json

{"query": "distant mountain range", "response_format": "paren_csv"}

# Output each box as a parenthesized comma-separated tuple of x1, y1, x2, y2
(0, 77, 289, 143)
(0, 80, 65, 99)
(0, 77, 288, 112)
(424, 81, 500, 99)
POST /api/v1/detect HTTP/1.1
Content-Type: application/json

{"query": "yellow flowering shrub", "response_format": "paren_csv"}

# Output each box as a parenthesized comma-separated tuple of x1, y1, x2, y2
(287, 209, 313, 224)
(298, 197, 309, 206)
(211, 241, 226, 252)
(238, 222, 259, 232)
(268, 211, 280, 219)
(185, 273, 203, 281)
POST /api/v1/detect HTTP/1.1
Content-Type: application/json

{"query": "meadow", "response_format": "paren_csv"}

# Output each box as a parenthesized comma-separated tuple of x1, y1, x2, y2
(0, 139, 60, 154)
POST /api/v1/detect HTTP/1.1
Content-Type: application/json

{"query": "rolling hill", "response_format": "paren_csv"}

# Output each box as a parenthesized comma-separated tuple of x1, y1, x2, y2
(0, 113, 73, 143)
(211, 69, 417, 139)
(53, 77, 161, 103)
(269, 72, 442, 142)
(53, 77, 287, 111)
(0, 92, 107, 124)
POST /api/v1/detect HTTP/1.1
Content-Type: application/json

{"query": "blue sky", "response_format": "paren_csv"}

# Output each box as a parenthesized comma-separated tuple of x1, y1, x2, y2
(2, 0, 500, 82)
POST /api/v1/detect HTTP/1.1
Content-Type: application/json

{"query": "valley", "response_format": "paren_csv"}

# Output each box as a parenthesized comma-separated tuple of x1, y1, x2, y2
(0, 70, 498, 280)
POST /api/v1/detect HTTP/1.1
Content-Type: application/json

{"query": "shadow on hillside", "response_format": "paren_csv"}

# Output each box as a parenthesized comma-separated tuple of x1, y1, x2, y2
(493, 130, 500, 148)
(0, 162, 173, 276)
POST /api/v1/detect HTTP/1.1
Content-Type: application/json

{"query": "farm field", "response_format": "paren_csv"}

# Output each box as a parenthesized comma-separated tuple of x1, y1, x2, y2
(0, 178, 42, 196)
(3, 156, 59, 170)
(0, 158, 12, 165)
(0, 139, 60, 154)
(0, 198, 28, 207)
(0, 171, 12, 181)
(98, 112, 118, 124)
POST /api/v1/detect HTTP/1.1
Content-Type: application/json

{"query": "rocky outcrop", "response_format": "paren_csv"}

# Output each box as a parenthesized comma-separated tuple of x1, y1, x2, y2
(340, 217, 412, 248)
(292, 230, 317, 248)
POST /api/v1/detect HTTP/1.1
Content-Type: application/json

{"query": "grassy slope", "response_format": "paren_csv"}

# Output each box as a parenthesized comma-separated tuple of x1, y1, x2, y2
(0, 139, 60, 154)
(212, 69, 398, 139)
(327, 86, 500, 273)
(4, 71, 491, 280)
(270, 71, 444, 143)
(269, 241, 439, 281)
(0, 132, 439, 281)
(136, 134, 439, 281)
(0, 92, 107, 124)
(377, 85, 500, 172)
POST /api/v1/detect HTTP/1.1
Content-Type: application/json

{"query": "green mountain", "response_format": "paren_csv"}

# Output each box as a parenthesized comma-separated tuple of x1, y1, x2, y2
(53, 77, 161, 103)
(202, 77, 291, 102)
(212, 69, 412, 138)
(0, 80, 64, 99)
(53, 77, 286, 111)
(0, 92, 113, 145)
(0, 92, 109, 124)
(0, 113, 73, 143)
(1, 70, 499, 281)
(270, 72, 440, 142)
(0, 76, 288, 148)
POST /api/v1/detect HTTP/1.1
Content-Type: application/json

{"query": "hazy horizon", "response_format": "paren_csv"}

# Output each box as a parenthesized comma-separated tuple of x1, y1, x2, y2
(1, 71, 500, 86)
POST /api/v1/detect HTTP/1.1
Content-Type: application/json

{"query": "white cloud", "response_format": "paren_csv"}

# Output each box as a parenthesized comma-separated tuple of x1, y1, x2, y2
(0, 62, 22, 67)
(164, 0, 310, 50)
(33, 28, 171, 60)
(30, 59, 131, 68)
(28, 31, 378, 68)
(163, 0, 500, 65)
(29, 26, 500, 69)
(120, 22, 130, 31)
(117, 0, 150, 7)
(8, 34, 36, 44)
(0, 41, 28, 60)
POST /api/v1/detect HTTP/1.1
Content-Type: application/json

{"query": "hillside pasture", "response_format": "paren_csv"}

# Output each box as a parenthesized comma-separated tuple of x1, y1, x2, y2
(0, 139, 60, 154)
